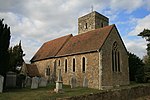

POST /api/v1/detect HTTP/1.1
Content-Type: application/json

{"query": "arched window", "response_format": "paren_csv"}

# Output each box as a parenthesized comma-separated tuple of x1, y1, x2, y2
(65, 59, 67, 73)
(82, 57, 86, 73)
(112, 42, 121, 72)
(46, 66, 50, 76)
(58, 60, 61, 66)
(73, 58, 75, 72)
(118, 52, 120, 72)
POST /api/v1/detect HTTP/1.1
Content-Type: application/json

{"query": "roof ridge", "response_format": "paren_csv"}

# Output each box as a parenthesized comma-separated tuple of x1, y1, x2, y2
(44, 34, 72, 44)
(74, 24, 115, 37)
(54, 34, 73, 56)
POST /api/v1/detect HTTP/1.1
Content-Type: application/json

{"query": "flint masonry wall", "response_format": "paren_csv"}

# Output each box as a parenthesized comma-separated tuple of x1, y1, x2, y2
(101, 26, 129, 88)
(59, 52, 100, 89)
(33, 59, 56, 80)
(34, 52, 101, 89)
(78, 11, 109, 34)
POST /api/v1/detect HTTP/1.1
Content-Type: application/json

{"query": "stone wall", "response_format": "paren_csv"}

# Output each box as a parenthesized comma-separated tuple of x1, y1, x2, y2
(34, 59, 56, 81)
(78, 11, 109, 34)
(59, 85, 150, 100)
(101, 26, 129, 88)
(33, 52, 101, 89)
(33, 26, 129, 90)
(60, 52, 100, 89)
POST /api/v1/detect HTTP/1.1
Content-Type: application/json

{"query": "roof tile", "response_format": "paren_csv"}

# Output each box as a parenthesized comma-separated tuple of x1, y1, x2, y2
(57, 25, 114, 56)
(31, 25, 114, 61)
(26, 64, 40, 77)
(31, 34, 72, 61)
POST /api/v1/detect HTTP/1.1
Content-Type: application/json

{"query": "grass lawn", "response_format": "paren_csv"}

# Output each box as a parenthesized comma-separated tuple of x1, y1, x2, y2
(1, 83, 150, 100)
(0, 84, 100, 100)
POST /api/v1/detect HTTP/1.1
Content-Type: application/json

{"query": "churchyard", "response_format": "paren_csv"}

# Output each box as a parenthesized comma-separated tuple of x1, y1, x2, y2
(0, 67, 150, 100)
(0, 70, 100, 100)
(0, 84, 100, 100)
(0, 83, 150, 100)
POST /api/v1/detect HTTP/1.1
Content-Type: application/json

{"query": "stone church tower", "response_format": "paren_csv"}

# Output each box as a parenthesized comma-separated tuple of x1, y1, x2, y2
(78, 11, 109, 34)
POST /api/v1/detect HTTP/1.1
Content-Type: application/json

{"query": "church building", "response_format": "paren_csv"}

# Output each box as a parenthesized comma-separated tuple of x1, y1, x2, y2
(30, 11, 129, 89)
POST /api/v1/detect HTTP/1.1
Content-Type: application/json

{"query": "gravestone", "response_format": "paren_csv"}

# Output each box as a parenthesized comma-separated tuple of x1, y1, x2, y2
(70, 76, 77, 88)
(39, 77, 47, 87)
(31, 76, 39, 89)
(83, 76, 88, 88)
(0, 75, 4, 93)
(54, 69, 63, 93)
(25, 76, 32, 87)
(6, 71, 17, 88)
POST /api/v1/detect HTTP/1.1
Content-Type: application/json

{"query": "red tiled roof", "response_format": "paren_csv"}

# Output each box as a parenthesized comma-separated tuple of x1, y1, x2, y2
(31, 34, 72, 62)
(26, 64, 40, 77)
(57, 25, 114, 56)
(31, 25, 114, 61)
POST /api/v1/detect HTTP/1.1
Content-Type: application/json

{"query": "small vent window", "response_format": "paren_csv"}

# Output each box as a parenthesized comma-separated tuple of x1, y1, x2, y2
(101, 22, 103, 27)
(85, 23, 88, 29)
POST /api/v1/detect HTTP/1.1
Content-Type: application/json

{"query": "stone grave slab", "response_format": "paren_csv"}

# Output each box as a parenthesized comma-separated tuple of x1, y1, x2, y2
(25, 76, 32, 87)
(39, 77, 47, 87)
(0, 75, 4, 93)
(83, 76, 88, 88)
(31, 76, 39, 89)
(70, 76, 76, 88)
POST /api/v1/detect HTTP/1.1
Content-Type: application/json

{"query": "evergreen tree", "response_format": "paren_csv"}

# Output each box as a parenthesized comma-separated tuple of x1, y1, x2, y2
(138, 29, 150, 64)
(138, 29, 150, 82)
(0, 19, 11, 76)
(9, 41, 25, 73)
(128, 52, 145, 82)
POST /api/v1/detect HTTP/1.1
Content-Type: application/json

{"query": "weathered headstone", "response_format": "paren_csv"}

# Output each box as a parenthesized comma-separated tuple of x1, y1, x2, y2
(31, 76, 39, 89)
(25, 76, 32, 87)
(50, 73, 55, 83)
(83, 76, 88, 88)
(6, 71, 17, 88)
(70, 76, 77, 88)
(39, 77, 47, 87)
(54, 69, 63, 93)
(0, 75, 4, 93)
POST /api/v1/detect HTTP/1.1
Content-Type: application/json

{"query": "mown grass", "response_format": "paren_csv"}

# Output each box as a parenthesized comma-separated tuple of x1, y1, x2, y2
(1, 82, 150, 100)
(0, 84, 100, 100)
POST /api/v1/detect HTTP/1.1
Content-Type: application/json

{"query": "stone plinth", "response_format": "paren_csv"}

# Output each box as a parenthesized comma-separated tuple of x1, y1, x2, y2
(54, 69, 63, 93)
(54, 81, 63, 93)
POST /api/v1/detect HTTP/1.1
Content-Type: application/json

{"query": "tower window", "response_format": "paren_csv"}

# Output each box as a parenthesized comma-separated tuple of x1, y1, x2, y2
(65, 59, 67, 73)
(82, 57, 86, 73)
(112, 42, 121, 72)
(85, 23, 88, 29)
(73, 58, 75, 72)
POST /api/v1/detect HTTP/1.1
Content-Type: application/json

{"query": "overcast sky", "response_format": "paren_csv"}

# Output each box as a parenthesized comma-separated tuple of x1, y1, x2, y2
(0, 0, 150, 62)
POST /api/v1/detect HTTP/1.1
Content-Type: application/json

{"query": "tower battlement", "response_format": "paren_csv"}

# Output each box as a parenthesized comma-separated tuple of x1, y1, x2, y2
(78, 11, 109, 34)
